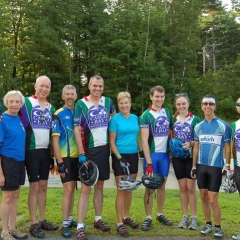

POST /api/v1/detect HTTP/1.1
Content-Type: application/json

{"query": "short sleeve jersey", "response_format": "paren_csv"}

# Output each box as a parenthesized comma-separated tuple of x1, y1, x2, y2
(109, 113, 139, 154)
(20, 96, 55, 150)
(231, 119, 240, 166)
(173, 113, 201, 157)
(194, 117, 231, 168)
(139, 107, 173, 153)
(52, 106, 78, 158)
(74, 96, 115, 149)
(0, 113, 26, 161)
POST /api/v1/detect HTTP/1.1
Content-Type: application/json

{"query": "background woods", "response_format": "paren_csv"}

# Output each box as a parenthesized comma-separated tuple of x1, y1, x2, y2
(0, 0, 240, 119)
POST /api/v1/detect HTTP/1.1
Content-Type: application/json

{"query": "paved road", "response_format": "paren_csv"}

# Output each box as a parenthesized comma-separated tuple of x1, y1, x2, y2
(26, 233, 233, 240)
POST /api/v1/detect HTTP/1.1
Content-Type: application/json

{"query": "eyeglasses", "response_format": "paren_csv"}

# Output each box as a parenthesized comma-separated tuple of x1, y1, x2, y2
(202, 102, 215, 106)
(236, 103, 240, 107)
(175, 93, 188, 98)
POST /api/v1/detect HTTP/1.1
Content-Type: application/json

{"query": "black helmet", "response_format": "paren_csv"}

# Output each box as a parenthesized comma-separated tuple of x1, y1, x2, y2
(141, 173, 165, 189)
(118, 177, 142, 192)
(79, 160, 99, 187)
(169, 138, 190, 158)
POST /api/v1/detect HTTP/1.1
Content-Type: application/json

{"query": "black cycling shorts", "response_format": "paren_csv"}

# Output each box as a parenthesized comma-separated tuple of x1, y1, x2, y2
(196, 164, 222, 192)
(60, 157, 79, 184)
(25, 148, 50, 182)
(111, 153, 138, 177)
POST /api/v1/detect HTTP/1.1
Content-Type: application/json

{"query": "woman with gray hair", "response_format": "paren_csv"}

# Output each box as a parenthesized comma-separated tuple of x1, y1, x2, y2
(0, 90, 28, 240)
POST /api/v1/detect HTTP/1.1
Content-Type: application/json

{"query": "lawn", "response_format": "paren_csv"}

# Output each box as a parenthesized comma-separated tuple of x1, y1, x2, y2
(4, 186, 240, 238)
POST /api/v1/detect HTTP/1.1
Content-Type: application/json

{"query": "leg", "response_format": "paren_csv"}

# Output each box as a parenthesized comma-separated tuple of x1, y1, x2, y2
(208, 191, 221, 225)
(156, 179, 166, 213)
(28, 182, 40, 224)
(93, 180, 104, 216)
(178, 178, 189, 216)
(77, 184, 91, 223)
(1, 191, 13, 234)
(62, 181, 76, 220)
(115, 176, 125, 223)
(187, 178, 197, 216)
(200, 189, 211, 222)
(38, 180, 48, 221)
(8, 189, 20, 230)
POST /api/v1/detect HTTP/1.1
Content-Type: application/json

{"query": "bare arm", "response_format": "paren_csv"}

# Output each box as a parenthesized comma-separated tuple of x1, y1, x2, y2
(0, 156, 5, 186)
(232, 142, 236, 161)
(225, 142, 231, 165)
(191, 142, 199, 179)
(109, 131, 119, 157)
(141, 127, 151, 164)
(74, 126, 85, 155)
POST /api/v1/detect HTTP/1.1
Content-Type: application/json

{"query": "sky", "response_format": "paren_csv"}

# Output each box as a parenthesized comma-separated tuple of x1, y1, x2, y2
(221, 0, 232, 10)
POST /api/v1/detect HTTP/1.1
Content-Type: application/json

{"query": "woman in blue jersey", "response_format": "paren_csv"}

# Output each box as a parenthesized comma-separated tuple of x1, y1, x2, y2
(171, 93, 200, 230)
(0, 90, 28, 240)
(109, 92, 140, 237)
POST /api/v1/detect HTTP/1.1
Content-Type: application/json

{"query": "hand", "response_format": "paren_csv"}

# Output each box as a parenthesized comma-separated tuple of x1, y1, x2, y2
(139, 150, 144, 158)
(190, 166, 196, 178)
(145, 164, 154, 176)
(119, 157, 129, 168)
(183, 142, 191, 150)
(49, 157, 55, 170)
(79, 154, 86, 164)
(223, 167, 233, 179)
(57, 162, 67, 174)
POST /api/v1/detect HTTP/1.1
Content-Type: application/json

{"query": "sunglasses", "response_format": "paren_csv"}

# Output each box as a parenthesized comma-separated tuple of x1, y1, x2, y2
(202, 102, 215, 106)
(236, 103, 240, 107)
(175, 93, 188, 98)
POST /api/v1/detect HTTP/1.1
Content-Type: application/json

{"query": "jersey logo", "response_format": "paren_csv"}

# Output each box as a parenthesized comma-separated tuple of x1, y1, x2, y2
(154, 116, 169, 137)
(199, 135, 222, 146)
(88, 105, 108, 129)
(31, 106, 52, 129)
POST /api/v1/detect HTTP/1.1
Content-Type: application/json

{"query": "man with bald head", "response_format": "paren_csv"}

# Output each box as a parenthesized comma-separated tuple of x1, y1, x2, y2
(20, 76, 58, 238)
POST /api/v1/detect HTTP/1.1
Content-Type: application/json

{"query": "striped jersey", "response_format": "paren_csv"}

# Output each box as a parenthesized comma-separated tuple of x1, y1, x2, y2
(73, 96, 115, 149)
(173, 113, 201, 157)
(139, 107, 173, 153)
(52, 106, 78, 158)
(231, 119, 240, 166)
(20, 96, 55, 150)
(194, 117, 231, 168)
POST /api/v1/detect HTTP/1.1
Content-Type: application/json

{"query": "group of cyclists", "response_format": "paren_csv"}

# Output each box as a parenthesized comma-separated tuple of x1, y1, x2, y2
(0, 75, 240, 240)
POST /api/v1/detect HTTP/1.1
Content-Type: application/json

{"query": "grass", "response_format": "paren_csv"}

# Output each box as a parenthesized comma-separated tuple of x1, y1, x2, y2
(2, 187, 240, 238)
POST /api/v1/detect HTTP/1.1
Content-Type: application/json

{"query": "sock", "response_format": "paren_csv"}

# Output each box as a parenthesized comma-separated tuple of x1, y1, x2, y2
(117, 223, 123, 226)
(68, 215, 73, 224)
(206, 221, 212, 226)
(77, 223, 84, 229)
(62, 220, 69, 227)
(123, 216, 129, 220)
(157, 213, 163, 217)
(95, 216, 101, 222)
(146, 215, 152, 220)
(215, 225, 221, 228)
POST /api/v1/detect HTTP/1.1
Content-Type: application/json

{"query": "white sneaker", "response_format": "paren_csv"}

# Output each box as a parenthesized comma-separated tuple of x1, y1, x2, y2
(178, 216, 189, 229)
(188, 216, 198, 230)
(200, 224, 213, 235)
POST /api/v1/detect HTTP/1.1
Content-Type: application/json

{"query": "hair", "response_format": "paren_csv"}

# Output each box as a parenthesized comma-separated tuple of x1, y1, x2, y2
(173, 95, 190, 122)
(89, 75, 104, 85)
(3, 90, 25, 107)
(202, 94, 217, 104)
(62, 85, 77, 95)
(117, 92, 131, 103)
(150, 85, 165, 96)
(35, 75, 51, 85)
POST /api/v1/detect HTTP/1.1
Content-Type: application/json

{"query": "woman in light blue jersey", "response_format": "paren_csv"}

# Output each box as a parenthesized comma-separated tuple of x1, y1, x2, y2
(109, 92, 140, 237)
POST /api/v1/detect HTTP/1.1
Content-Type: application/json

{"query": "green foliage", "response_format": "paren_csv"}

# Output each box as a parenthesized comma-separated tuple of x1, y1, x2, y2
(0, 0, 239, 119)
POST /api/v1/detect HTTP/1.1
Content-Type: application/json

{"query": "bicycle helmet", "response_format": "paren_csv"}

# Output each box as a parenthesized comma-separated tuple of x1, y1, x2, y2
(118, 177, 142, 192)
(79, 160, 99, 187)
(221, 177, 237, 194)
(141, 173, 165, 189)
(169, 138, 190, 158)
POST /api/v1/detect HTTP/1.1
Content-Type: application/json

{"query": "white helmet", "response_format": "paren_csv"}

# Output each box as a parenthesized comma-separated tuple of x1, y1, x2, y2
(221, 177, 237, 194)
(118, 177, 141, 192)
